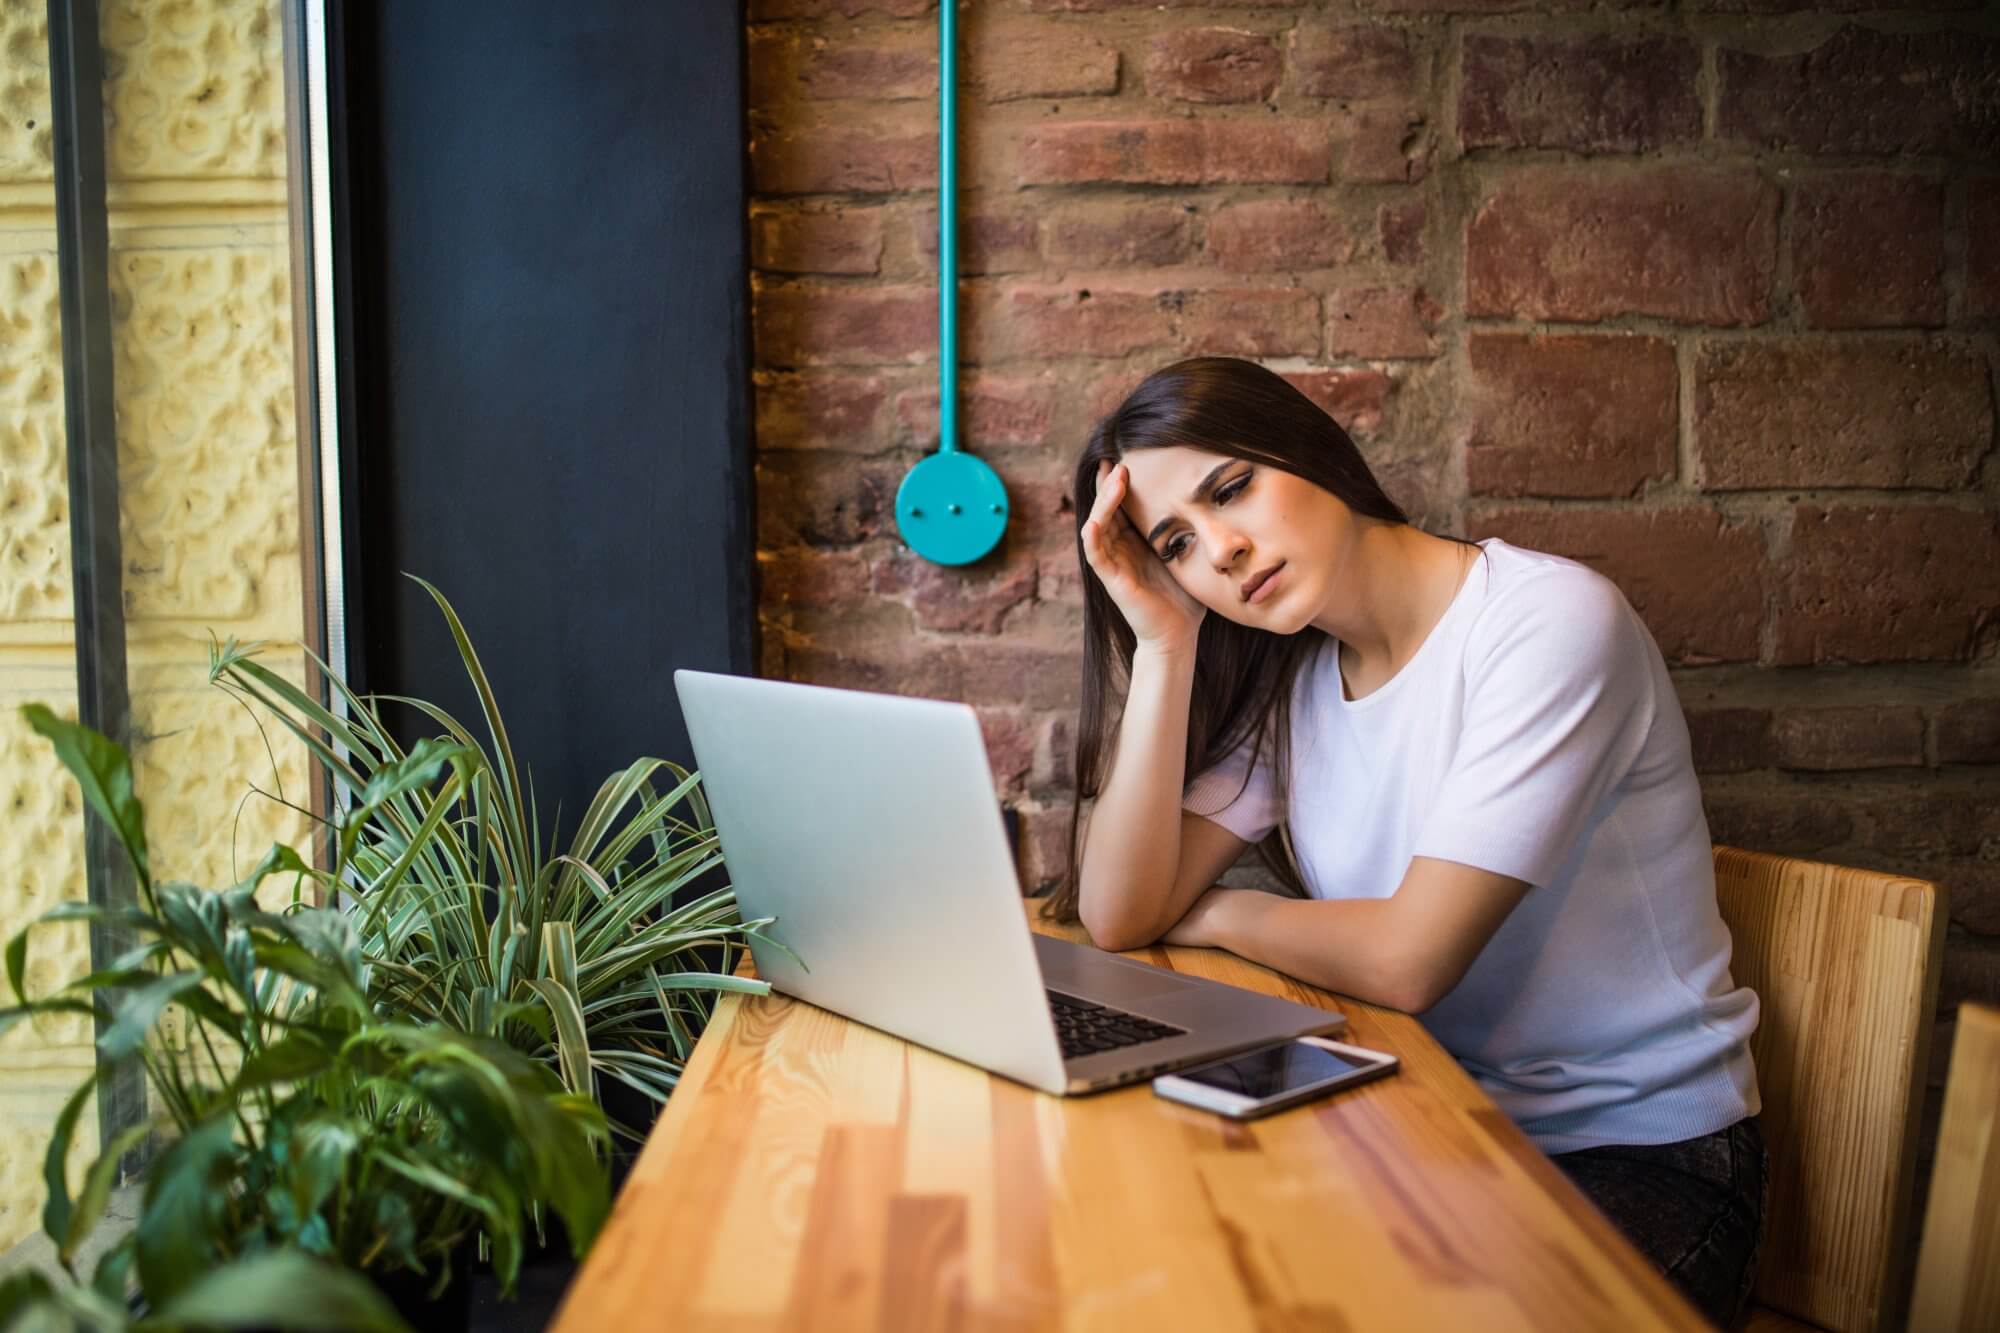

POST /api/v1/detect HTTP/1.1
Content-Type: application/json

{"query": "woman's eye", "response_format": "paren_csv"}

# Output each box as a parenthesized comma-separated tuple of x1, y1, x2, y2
(1216, 475, 1249, 504)
(1159, 535, 1190, 562)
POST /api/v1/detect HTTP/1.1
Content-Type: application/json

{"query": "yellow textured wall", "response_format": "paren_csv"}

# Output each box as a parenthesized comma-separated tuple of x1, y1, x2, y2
(0, 0, 310, 1253)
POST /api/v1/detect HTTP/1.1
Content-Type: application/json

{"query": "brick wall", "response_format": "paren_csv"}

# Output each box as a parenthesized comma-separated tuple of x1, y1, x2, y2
(746, 0, 1998, 1213)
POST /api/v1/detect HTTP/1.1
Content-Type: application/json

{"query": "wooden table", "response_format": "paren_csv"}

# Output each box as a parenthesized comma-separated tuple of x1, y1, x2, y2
(552, 905, 1708, 1331)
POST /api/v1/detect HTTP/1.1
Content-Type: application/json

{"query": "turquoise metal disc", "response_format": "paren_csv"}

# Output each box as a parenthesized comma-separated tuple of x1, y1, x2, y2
(895, 450, 1009, 566)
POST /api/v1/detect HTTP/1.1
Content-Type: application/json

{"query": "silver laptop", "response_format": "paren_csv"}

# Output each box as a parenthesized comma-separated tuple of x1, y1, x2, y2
(673, 670, 1342, 1095)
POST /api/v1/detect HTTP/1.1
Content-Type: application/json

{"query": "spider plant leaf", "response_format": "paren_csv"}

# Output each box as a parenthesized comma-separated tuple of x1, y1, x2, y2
(62, 1117, 153, 1268)
(525, 977, 592, 1098)
(24, 705, 151, 894)
(145, 1248, 412, 1333)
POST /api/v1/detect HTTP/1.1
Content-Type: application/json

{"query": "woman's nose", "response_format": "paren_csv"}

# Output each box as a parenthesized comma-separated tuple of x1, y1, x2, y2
(1206, 527, 1249, 572)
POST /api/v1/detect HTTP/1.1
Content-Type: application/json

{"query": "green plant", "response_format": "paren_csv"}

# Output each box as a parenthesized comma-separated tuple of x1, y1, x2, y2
(205, 577, 786, 1139)
(0, 706, 609, 1331)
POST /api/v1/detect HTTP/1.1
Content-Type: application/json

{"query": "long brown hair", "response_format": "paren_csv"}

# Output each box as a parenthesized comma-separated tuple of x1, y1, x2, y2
(1044, 357, 1409, 922)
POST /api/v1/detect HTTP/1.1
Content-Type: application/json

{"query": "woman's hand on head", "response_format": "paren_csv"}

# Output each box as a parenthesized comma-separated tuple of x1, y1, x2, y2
(1081, 460, 1207, 656)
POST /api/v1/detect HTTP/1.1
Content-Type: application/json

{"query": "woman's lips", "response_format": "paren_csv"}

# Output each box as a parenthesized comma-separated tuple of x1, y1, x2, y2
(1242, 563, 1284, 604)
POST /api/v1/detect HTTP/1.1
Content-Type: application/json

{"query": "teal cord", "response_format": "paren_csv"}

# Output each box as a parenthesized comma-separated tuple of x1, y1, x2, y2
(939, 0, 958, 454)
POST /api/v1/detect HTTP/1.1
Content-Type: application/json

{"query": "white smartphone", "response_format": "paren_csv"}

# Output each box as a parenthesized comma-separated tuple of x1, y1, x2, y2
(1152, 1035, 1398, 1119)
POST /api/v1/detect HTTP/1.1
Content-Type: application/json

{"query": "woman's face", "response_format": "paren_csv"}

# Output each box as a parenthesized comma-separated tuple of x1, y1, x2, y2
(1113, 445, 1352, 631)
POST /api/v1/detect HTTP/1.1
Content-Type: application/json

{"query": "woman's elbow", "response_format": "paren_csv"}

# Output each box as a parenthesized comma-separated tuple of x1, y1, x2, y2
(1078, 898, 1157, 954)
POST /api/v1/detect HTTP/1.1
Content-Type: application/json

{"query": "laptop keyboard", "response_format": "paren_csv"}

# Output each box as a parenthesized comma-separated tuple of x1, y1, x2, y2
(1047, 989, 1186, 1061)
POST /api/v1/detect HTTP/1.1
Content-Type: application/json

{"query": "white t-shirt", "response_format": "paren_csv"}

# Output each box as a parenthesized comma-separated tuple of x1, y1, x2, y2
(1182, 539, 1760, 1153)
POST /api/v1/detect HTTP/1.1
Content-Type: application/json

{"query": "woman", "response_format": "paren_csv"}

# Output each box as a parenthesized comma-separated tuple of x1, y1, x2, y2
(1051, 356, 1765, 1328)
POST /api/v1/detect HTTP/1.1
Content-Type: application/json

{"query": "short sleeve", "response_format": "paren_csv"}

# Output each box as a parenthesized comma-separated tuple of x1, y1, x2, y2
(1413, 568, 1658, 888)
(1182, 728, 1283, 844)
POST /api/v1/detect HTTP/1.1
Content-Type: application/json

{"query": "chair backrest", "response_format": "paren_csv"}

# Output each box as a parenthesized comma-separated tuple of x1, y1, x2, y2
(1910, 1002, 2000, 1333)
(1711, 845, 1947, 1333)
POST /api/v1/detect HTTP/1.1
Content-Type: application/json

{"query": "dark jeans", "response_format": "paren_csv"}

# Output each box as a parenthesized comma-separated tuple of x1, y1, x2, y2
(1551, 1116, 1768, 1330)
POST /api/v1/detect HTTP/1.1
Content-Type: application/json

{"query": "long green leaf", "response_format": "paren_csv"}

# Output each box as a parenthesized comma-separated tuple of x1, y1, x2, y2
(99, 972, 205, 1061)
(62, 1118, 153, 1268)
(41, 1073, 98, 1246)
(23, 704, 150, 892)
(135, 1114, 235, 1306)
(524, 978, 591, 1098)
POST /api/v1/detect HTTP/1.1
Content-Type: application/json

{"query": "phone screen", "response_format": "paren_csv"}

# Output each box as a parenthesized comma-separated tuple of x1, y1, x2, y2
(1177, 1041, 1378, 1099)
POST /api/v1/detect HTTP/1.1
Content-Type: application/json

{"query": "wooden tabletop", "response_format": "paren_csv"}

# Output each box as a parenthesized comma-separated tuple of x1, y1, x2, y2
(552, 904, 1707, 1332)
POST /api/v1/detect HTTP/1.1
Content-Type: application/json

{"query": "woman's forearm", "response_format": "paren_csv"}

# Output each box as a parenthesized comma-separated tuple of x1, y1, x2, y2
(1210, 892, 1421, 1010)
(1076, 644, 1198, 946)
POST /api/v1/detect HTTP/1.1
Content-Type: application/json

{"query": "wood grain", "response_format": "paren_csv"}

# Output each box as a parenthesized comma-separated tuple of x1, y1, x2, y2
(1712, 845, 1947, 1333)
(551, 904, 1710, 1332)
(1909, 1002, 2000, 1333)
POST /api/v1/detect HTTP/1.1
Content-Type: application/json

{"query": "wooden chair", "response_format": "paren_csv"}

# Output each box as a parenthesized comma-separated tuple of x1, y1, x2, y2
(1711, 845, 1947, 1333)
(1908, 1003, 2000, 1333)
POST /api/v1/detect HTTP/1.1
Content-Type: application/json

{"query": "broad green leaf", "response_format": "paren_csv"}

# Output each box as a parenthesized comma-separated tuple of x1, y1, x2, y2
(24, 704, 150, 891)
(99, 973, 204, 1061)
(135, 1115, 235, 1306)
(234, 1033, 334, 1092)
(146, 1248, 412, 1333)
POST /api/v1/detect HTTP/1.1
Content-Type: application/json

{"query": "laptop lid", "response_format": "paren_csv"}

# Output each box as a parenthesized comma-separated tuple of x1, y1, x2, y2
(672, 670, 1068, 1093)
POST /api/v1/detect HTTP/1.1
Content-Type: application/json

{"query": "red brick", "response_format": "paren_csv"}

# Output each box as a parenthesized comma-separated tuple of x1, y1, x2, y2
(872, 550, 1039, 635)
(1718, 27, 2000, 156)
(1294, 25, 1415, 101)
(1176, 289, 1322, 359)
(756, 453, 900, 547)
(1685, 709, 1774, 775)
(1040, 713, 1077, 792)
(761, 29, 936, 102)
(1027, 0, 1302, 8)
(750, 208, 884, 275)
(1016, 802, 1077, 896)
(959, 641, 1083, 710)
(1855, 789, 2000, 863)
(979, 284, 1317, 362)
(913, 207, 1040, 275)
(755, 371, 895, 451)
(1465, 334, 1677, 499)
(968, 25, 1119, 103)
(974, 708, 1040, 800)
(1459, 34, 1700, 155)
(1467, 168, 1778, 325)
(1206, 200, 1352, 272)
(1339, 105, 1430, 184)
(1083, 367, 1149, 423)
(755, 285, 936, 367)
(1377, 196, 1425, 264)
(1693, 339, 1989, 491)
(1792, 174, 1946, 329)
(1044, 202, 1193, 268)
(1326, 286, 1441, 359)
(1017, 120, 1328, 187)
(1691, 0, 1978, 10)
(1145, 27, 1280, 104)
(781, 637, 958, 701)
(978, 285, 1177, 361)
(1773, 706, 1926, 771)
(751, 122, 936, 194)
(1467, 507, 1766, 664)
(759, 548, 872, 609)
(1968, 180, 2000, 319)
(1774, 506, 2000, 665)
(892, 374, 1058, 448)
(1936, 699, 2000, 765)
(1280, 368, 1395, 441)
(1703, 790, 1855, 855)
(750, 0, 933, 16)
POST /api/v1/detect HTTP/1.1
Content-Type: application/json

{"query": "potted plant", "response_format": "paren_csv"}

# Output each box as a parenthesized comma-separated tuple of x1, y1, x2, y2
(203, 577, 787, 1151)
(0, 708, 609, 1331)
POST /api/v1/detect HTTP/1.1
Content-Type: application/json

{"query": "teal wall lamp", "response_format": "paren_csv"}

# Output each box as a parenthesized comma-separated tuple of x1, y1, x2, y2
(895, 1, 1009, 567)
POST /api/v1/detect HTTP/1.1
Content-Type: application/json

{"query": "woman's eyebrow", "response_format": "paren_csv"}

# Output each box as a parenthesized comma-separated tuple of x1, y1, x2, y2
(1145, 461, 1236, 545)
